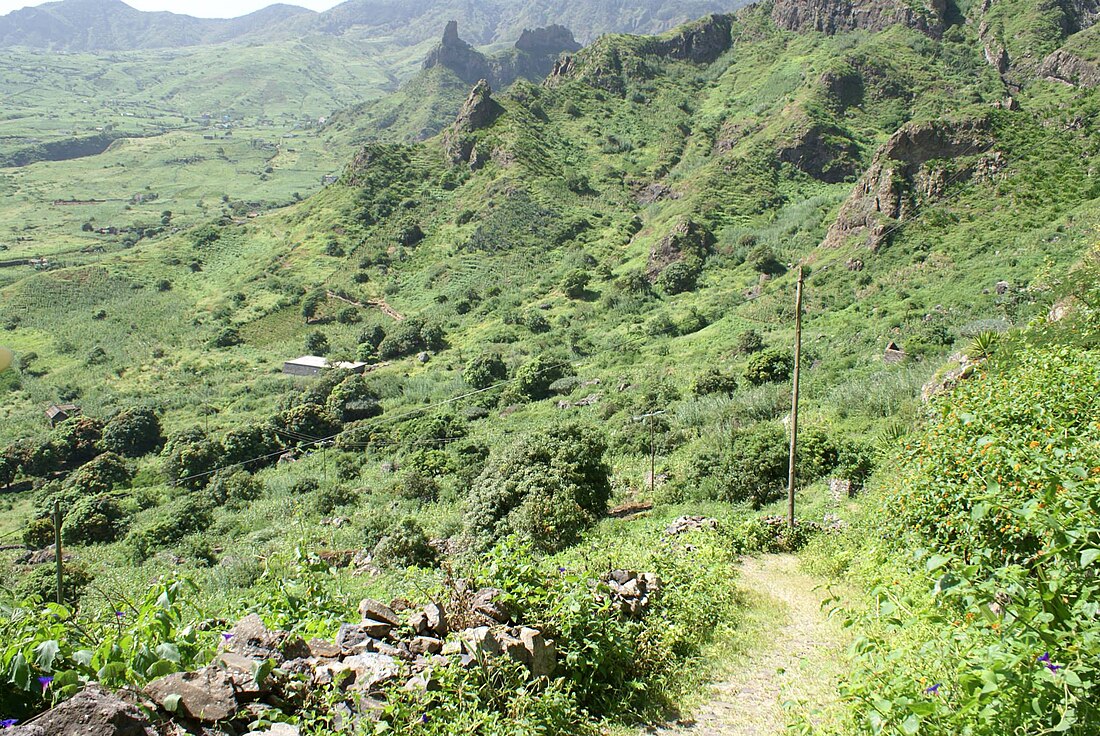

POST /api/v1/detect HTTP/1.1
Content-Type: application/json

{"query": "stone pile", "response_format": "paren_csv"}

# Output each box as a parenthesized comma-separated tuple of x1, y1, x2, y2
(664, 515, 720, 536)
(601, 570, 662, 617)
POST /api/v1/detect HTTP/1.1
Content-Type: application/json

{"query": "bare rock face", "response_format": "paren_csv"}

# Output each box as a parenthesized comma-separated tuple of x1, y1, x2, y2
(641, 14, 734, 64)
(145, 666, 237, 723)
(423, 20, 491, 85)
(1038, 49, 1100, 87)
(516, 24, 581, 55)
(8, 684, 154, 736)
(771, 0, 947, 38)
(646, 218, 715, 280)
(776, 120, 860, 183)
(444, 80, 504, 166)
(821, 117, 994, 251)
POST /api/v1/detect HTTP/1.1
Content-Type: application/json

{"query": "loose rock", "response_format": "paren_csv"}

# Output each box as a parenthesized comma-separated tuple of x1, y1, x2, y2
(145, 666, 237, 723)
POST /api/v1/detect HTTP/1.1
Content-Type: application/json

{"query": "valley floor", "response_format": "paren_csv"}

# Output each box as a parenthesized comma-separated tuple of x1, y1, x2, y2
(648, 554, 846, 736)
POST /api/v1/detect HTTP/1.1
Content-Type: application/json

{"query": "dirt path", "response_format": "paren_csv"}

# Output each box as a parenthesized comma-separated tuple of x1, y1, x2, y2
(649, 554, 845, 736)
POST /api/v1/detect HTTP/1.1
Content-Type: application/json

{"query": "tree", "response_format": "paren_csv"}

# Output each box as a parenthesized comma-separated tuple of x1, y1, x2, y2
(221, 425, 283, 469)
(302, 290, 326, 321)
(464, 352, 508, 389)
(162, 431, 224, 490)
(274, 403, 341, 443)
(372, 518, 438, 569)
(209, 327, 242, 349)
(305, 330, 330, 355)
(692, 368, 738, 396)
(466, 422, 611, 552)
(719, 423, 789, 507)
(66, 452, 131, 497)
(746, 245, 785, 275)
(657, 262, 699, 295)
(326, 375, 382, 422)
(515, 355, 575, 400)
(63, 494, 129, 545)
(743, 349, 793, 385)
(736, 329, 765, 355)
(50, 416, 104, 468)
(560, 269, 591, 298)
(102, 407, 164, 457)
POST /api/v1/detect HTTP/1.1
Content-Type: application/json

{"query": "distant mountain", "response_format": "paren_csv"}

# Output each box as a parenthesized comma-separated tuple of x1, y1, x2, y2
(0, 0, 750, 51)
(0, 0, 314, 50)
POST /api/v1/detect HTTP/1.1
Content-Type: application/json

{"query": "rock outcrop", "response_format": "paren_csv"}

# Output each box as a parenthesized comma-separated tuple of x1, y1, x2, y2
(776, 120, 861, 183)
(443, 80, 504, 167)
(8, 685, 154, 736)
(424, 21, 580, 90)
(1038, 48, 1100, 87)
(641, 13, 734, 64)
(821, 117, 994, 251)
(771, 0, 948, 38)
(646, 218, 715, 280)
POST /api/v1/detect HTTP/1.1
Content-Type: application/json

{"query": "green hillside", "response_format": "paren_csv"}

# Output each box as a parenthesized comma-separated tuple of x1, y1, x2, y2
(0, 0, 1098, 734)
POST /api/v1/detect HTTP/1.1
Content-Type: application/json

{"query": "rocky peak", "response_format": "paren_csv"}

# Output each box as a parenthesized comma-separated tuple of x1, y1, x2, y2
(771, 0, 948, 38)
(423, 21, 491, 85)
(515, 24, 581, 55)
(454, 80, 503, 133)
(642, 13, 734, 64)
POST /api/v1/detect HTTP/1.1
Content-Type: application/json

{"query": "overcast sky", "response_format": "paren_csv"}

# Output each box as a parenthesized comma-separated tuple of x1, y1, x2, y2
(0, 0, 345, 18)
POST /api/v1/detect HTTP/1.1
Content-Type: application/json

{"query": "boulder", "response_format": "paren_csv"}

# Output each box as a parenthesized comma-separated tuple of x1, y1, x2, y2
(358, 598, 401, 627)
(145, 666, 237, 723)
(308, 639, 342, 659)
(213, 652, 268, 700)
(343, 653, 400, 692)
(519, 627, 557, 678)
(244, 725, 300, 736)
(8, 684, 154, 736)
(424, 601, 448, 636)
(337, 621, 392, 650)
(223, 614, 309, 663)
(471, 587, 511, 624)
(409, 636, 444, 656)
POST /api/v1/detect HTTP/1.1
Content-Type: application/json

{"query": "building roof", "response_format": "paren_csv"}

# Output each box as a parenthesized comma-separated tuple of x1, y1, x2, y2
(45, 403, 80, 417)
(284, 356, 368, 371)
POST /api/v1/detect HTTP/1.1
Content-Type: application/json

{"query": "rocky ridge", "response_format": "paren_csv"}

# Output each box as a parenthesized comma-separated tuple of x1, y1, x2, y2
(770, 0, 948, 38)
(423, 20, 581, 90)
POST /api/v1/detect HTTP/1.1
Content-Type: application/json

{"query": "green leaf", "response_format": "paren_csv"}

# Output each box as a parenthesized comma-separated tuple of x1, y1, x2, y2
(926, 555, 951, 572)
(1052, 708, 1076, 732)
(9, 652, 31, 690)
(33, 640, 60, 671)
(97, 661, 128, 686)
(1081, 549, 1100, 568)
(899, 713, 920, 735)
(146, 660, 178, 679)
(163, 693, 182, 713)
(155, 643, 181, 663)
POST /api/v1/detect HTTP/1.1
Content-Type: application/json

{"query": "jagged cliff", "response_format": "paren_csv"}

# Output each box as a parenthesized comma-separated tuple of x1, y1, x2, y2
(821, 116, 997, 251)
(771, 0, 948, 38)
(423, 20, 581, 90)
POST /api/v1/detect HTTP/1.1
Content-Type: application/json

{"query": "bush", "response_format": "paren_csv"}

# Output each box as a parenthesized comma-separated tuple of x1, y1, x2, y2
(392, 469, 440, 502)
(743, 349, 793, 385)
(691, 368, 738, 396)
(206, 470, 263, 506)
(515, 355, 576, 400)
(62, 494, 129, 545)
(312, 484, 359, 514)
(162, 431, 224, 490)
(464, 352, 508, 389)
(377, 319, 445, 359)
(372, 518, 438, 569)
(274, 403, 341, 443)
(745, 245, 784, 275)
(101, 408, 164, 457)
(304, 330, 329, 355)
(208, 327, 242, 349)
(50, 417, 104, 468)
(128, 494, 214, 561)
(16, 562, 92, 602)
(718, 423, 789, 507)
(22, 517, 54, 549)
(466, 422, 611, 552)
(326, 375, 382, 422)
(561, 269, 591, 298)
(736, 329, 765, 355)
(221, 425, 283, 469)
(66, 452, 132, 497)
(657, 262, 699, 295)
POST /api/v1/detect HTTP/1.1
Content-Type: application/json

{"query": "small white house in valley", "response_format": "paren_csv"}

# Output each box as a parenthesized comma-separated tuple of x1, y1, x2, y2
(282, 356, 367, 377)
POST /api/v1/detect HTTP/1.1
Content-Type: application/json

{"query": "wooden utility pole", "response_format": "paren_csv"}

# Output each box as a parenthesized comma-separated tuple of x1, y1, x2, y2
(787, 266, 805, 530)
(634, 411, 666, 496)
(53, 500, 63, 605)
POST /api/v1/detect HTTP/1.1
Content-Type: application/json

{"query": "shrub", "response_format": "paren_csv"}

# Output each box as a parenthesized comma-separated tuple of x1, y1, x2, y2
(561, 269, 591, 298)
(128, 494, 214, 561)
(304, 330, 330, 355)
(274, 403, 341, 443)
(743, 349, 793, 385)
(221, 425, 283, 469)
(745, 245, 784, 275)
(464, 352, 508, 389)
(326, 375, 382, 422)
(312, 484, 359, 514)
(50, 416, 104, 468)
(22, 517, 54, 549)
(657, 262, 699, 295)
(691, 368, 738, 396)
(16, 562, 92, 602)
(208, 327, 242, 349)
(372, 518, 438, 569)
(66, 452, 132, 497)
(62, 494, 129, 545)
(718, 423, 789, 507)
(162, 431, 224, 490)
(466, 422, 611, 552)
(377, 319, 444, 359)
(101, 408, 164, 457)
(523, 311, 551, 334)
(515, 356, 576, 400)
(392, 469, 440, 502)
(736, 329, 765, 355)
(206, 470, 263, 506)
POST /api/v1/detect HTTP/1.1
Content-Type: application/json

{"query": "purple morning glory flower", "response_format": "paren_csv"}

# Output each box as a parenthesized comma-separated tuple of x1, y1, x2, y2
(222, 632, 234, 641)
(37, 676, 52, 690)
(924, 683, 942, 695)
(558, 566, 566, 573)
(1, 719, 19, 729)
(1038, 653, 1061, 672)
(420, 714, 430, 723)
